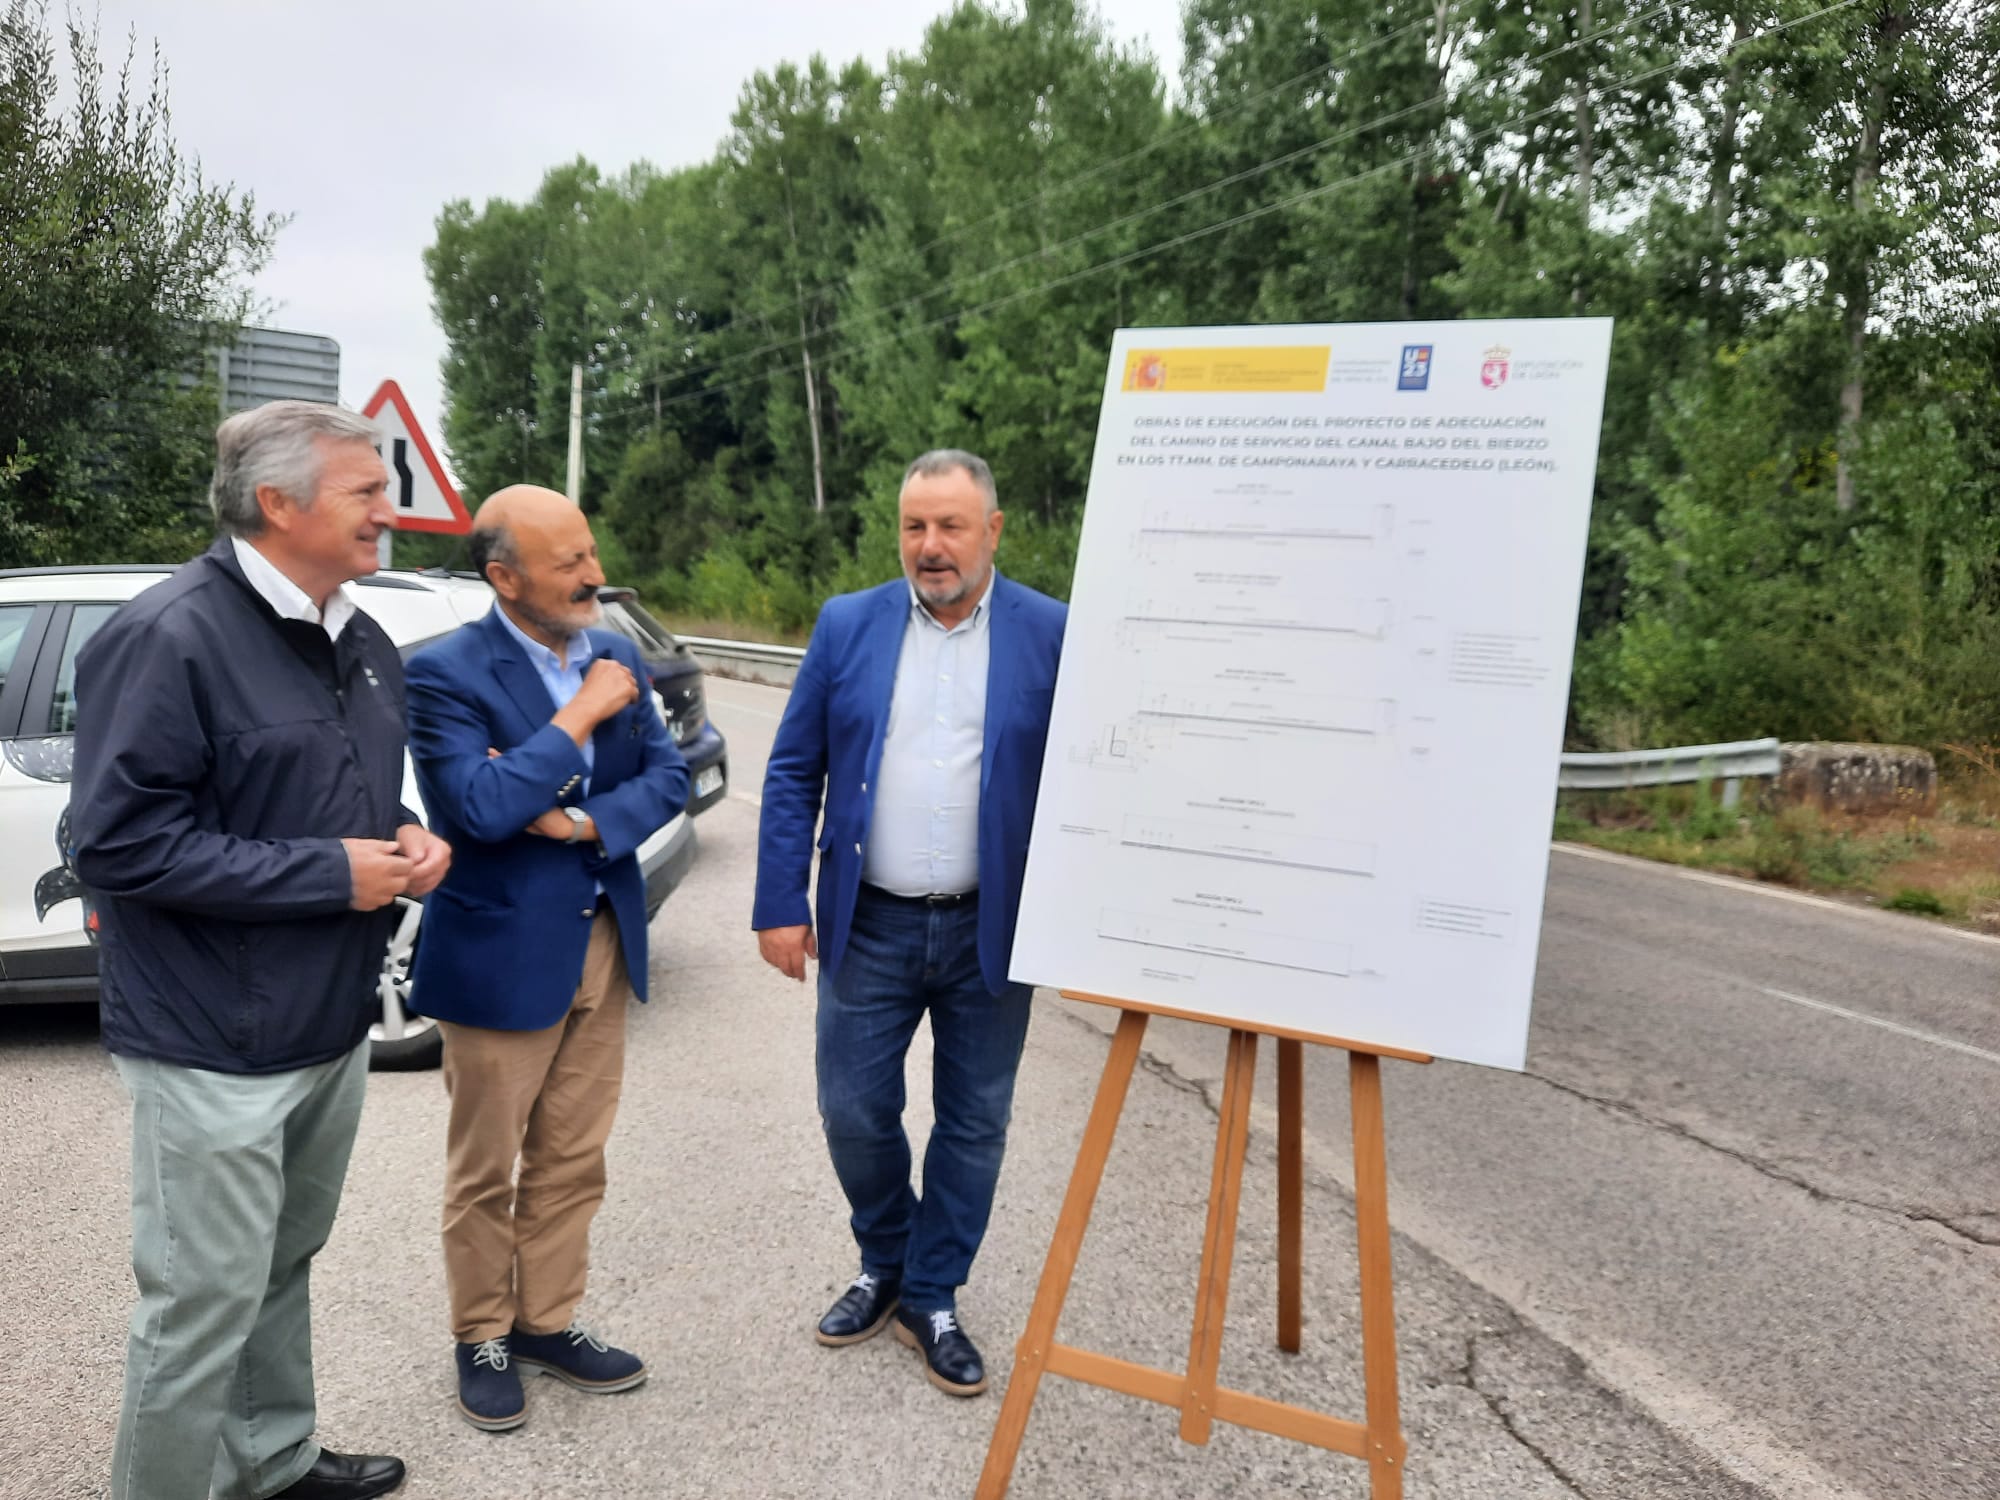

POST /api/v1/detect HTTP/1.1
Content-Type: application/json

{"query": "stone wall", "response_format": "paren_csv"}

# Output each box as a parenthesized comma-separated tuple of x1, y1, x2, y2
(1777, 743, 1938, 816)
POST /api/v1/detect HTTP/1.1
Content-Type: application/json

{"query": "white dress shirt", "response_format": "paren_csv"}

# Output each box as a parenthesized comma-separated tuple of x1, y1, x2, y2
(862, 578, 992, 897)
(230, 535, 357, 641)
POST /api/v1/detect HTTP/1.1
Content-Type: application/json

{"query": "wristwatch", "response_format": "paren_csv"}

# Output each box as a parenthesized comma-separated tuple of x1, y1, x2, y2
(560, 806, 589, 844)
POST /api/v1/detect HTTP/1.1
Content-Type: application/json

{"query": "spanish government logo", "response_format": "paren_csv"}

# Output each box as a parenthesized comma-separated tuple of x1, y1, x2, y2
(1480, 345, 1511, 390)
(1128, 352, 1168, 390)
(1397, 344, 1433, 391)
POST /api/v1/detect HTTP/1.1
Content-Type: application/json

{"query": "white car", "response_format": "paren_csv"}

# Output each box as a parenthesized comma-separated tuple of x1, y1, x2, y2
(0, 564, 699, 1069)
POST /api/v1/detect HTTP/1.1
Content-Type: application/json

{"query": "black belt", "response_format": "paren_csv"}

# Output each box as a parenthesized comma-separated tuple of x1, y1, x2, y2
(861, 883, 977, 908)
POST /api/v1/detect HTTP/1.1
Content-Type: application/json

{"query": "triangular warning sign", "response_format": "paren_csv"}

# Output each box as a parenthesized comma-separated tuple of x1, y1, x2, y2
(361, 379, 471, 535)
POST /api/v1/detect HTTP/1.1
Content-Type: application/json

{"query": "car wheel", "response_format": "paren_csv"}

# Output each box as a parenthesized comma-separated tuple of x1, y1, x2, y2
(370, 895, 442, 1071)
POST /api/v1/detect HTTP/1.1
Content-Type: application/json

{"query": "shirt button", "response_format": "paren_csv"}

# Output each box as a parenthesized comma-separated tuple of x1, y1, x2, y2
(933, 759, 944, 768)
(580, 908, 594, 919)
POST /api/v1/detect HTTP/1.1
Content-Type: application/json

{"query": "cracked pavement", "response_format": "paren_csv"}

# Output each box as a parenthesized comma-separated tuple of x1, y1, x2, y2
(2, 675, 1995, 1499)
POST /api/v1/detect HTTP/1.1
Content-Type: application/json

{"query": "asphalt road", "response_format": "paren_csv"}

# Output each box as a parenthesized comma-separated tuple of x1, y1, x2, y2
(1, 672, 1993, 1500)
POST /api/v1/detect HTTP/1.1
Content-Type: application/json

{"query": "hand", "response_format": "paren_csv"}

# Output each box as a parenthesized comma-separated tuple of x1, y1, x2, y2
(343, 838, 412, 911)
(394, 823, 452, 896)
(525, 807, 596, 842)
(552, 659, 640, 745)
(757, 924, 818, 982)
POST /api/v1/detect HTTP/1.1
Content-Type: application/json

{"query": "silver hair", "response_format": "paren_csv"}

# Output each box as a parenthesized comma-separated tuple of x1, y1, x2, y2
(209, 401, 381, 537)
(903, 449, 997, 514)
(467, 516, 519, 580)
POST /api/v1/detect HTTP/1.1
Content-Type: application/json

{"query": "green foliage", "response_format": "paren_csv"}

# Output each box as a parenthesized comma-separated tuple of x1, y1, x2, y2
(418, 0, 2000, 775)
(0, 3, 279, 567)
(1886, 886, 1946, 915)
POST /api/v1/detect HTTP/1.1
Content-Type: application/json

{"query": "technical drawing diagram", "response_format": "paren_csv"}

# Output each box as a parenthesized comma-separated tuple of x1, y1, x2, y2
(1119, 815, 1375, 877)
(1099, 908, 1353, 977)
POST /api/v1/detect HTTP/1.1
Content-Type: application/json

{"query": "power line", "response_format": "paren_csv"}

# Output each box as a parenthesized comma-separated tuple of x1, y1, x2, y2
(586, 0, 1863, 436)
(639, 14, 1445, 368)
(597, 0, 1693, 421)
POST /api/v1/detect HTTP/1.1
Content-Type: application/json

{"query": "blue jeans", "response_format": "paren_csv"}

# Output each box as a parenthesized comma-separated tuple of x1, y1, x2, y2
(816, 886, 1032, 1313)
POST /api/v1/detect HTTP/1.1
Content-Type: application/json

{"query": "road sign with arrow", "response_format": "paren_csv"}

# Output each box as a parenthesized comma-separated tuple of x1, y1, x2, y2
(360, 379, 471, 534)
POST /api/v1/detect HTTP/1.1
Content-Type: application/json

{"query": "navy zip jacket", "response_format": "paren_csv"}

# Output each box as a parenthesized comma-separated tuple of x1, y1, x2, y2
(70, 539, 414, 1074)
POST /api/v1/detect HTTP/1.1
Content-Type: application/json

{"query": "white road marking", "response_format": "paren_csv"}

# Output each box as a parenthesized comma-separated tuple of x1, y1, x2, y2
(1553, 841, 2000, 950)
(732, 791, 762, 809)
(1754, 984, 2000, 1069)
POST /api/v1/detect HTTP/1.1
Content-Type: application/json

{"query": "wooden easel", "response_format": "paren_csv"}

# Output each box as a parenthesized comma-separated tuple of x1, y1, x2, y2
(976, 992, 1432, 1499)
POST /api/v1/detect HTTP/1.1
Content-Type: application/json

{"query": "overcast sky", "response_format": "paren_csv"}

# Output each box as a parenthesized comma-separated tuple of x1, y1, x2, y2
(81, 1, 1188, 471)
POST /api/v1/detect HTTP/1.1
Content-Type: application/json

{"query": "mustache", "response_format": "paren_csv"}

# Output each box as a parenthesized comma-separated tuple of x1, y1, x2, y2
(568, 585, 598, 603)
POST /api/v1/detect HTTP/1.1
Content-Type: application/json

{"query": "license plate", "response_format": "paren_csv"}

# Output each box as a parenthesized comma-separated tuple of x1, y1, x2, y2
(695, 766, 724, 798)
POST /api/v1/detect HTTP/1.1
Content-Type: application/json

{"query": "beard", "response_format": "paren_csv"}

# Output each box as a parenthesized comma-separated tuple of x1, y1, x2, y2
(909, 555, 990, 611)
(516, 587, 603, 643)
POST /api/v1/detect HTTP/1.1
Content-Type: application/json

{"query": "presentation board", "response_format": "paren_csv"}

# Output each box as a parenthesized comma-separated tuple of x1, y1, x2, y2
(1009, 319, 1613, 1069)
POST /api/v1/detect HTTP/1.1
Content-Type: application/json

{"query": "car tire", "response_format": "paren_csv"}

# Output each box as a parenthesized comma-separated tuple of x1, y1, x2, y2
(369, 895, 443, 1072)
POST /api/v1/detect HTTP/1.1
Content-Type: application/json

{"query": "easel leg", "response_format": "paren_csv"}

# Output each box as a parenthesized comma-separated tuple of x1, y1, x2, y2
(1350, 1052, 1407, 1498)
(976, 1009, 1150, 1500)
(1179, 1028, 1259, 1445)
(1277, 1037, 1303, 1354)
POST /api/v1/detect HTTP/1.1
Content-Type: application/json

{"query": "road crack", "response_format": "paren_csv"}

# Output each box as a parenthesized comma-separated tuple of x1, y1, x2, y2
(1440, 1322, 1593, 1499)
(1526, 1069, 2000, 1249)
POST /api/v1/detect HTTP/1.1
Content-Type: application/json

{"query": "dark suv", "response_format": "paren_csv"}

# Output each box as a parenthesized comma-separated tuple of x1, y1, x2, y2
(592, 587, 729, 814)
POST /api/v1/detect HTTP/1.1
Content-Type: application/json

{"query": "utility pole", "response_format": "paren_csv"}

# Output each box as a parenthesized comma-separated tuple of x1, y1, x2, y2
(566, 361, 584, 504)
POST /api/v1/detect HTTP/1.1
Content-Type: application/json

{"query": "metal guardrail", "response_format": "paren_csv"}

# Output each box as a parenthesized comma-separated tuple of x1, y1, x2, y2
(1557, 737, 1782, 807)
(680, 632, 1782, 805)
(679, 634, 808, 688)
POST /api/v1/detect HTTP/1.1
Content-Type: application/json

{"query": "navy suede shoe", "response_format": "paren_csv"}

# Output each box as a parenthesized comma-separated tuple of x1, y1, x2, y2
(454, 1338, 526, 1432)
(511, 1320, 648, 1392)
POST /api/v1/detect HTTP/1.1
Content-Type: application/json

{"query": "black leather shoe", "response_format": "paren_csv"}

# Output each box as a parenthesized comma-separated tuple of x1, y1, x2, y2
(893, 1304, 989, 1396)
(269, 1450, 406, 1500)
(816, 1270, 901, 1346)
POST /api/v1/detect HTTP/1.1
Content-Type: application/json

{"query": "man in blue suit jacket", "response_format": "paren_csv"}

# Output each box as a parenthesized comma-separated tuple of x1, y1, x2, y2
(754, 450, 1065, 1398)
(405, 486, 688, 1433)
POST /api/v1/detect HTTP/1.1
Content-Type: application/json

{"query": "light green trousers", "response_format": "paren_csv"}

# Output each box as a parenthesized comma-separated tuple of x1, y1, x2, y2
(110, 1043, 368, 1500)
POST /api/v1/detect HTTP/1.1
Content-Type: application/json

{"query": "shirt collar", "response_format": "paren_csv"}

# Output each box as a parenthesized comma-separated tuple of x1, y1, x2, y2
(229, 536, 357, 642)
(493, 601, 594, 672)
(906, 571, 995, 635)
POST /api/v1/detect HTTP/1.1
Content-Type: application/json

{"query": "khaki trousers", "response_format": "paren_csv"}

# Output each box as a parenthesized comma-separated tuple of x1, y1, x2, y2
(439, 910, 630, 1343)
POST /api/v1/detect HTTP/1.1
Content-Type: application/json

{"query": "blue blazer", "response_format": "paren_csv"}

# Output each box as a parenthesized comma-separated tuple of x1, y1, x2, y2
(405, 609, 689, 1030)
(753, 575, 1067, 994)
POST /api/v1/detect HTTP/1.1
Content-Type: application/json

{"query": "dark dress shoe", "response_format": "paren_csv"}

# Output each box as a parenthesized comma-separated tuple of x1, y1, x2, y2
(816, 1270, 901, 1346)
(893, 1304, 988, 1396)
(269, 1449, 406, 1500)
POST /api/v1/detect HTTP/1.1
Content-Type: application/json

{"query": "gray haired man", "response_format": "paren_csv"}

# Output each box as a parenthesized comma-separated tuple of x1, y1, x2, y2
(71, 401, 449, 1500)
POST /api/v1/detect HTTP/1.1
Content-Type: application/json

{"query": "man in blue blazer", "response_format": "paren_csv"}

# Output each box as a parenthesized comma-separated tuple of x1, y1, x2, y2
(754, 450, 1066, 1398)
(405, 486, 688, 1433)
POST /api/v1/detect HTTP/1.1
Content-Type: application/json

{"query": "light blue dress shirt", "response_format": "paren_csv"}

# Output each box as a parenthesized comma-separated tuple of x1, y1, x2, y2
(862, 579, 992, 897)
(493, 605, 596, 788)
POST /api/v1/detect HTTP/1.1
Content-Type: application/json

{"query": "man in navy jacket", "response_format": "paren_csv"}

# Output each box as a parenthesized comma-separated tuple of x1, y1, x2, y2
(404, 485, 687, 1433)
(754, 450, 1065, 1398)
(71, 401, 450, 1500)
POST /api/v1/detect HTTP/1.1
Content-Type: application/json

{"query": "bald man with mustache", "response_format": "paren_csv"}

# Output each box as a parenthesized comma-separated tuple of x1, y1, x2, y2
(402, 486, 689, 1432)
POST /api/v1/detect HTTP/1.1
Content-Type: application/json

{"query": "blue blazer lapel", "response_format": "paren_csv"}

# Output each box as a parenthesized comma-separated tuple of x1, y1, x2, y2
(981, 575, 1019, 795)
(481, 609, 559, 733)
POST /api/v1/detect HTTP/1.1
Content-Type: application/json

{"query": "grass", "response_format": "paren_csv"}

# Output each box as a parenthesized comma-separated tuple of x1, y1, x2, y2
(1554, 778, 2000, 932)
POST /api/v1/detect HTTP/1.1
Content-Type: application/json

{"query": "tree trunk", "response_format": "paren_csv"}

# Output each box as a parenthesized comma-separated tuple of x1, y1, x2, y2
(781, 174, 827, 514)
(1704, 7, 1748, 323)
(797, 305, 827, 514)
(1573, 0, 1595, 310)
(1837, 68, 1887, 513)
